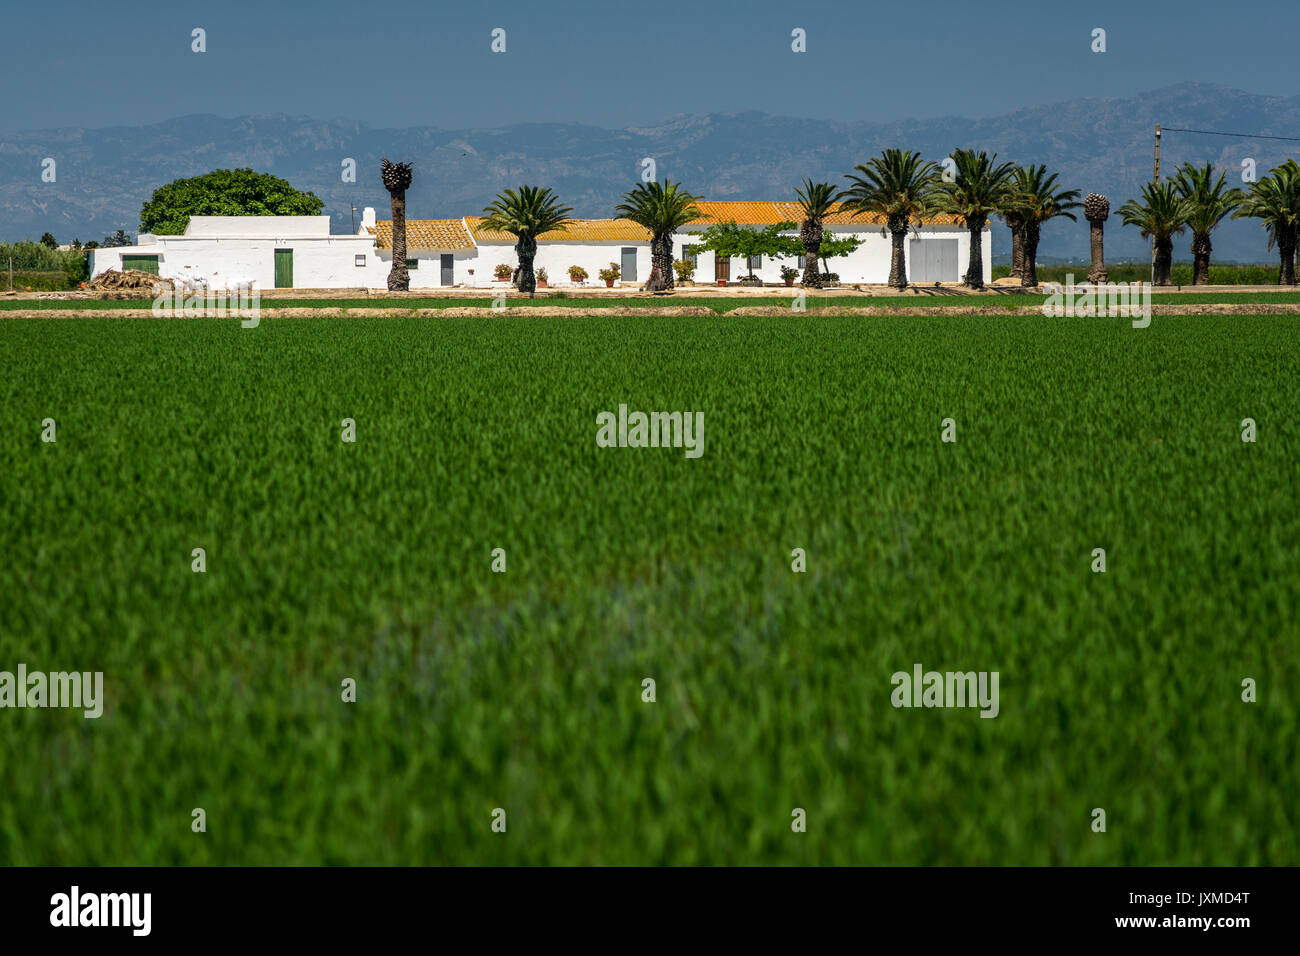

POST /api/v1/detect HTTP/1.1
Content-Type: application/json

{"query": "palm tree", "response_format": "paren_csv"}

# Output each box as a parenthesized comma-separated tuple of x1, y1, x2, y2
(841, 149, 939, 290)
(615, 180, 704, 291)
(1233, 160, 1300, 286)
(1118, 183, 1189, 286)
(381, 158, 413, 292)
(481, 185, 573, 297)
(1008, 166, 1081, 288)
(793, 180, 843, 288)
(1173, 163, 1244, 285)
(1083, 193, 1110, 283)
(998, 194, 1026, 282)
(935, 149, 1015, 289)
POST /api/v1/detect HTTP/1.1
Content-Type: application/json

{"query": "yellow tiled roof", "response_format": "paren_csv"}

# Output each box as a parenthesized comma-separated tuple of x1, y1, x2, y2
(463, 217, 652, 243)
(371, 219, 474, 250)
(687, 201, 968, 227)
(373, 204, 970, 250)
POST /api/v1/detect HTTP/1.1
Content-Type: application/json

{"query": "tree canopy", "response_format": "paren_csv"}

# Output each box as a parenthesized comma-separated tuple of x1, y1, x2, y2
(139, 168, 325, 235)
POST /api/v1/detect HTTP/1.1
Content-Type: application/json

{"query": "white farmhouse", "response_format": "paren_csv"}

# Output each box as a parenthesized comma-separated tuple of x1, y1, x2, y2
(89, 201, 988, 290)
(88, 213, 378, 291)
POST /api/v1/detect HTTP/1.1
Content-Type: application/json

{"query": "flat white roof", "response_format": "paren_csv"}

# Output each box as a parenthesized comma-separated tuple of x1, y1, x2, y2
(183, 216, 333, 238)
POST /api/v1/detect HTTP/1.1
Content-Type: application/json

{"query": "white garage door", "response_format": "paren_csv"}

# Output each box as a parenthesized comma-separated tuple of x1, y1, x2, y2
(909, 238, 959, 282)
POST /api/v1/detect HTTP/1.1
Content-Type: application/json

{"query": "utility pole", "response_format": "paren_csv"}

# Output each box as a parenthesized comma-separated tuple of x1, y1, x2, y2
(1152, 124, 1161, 285)
(350, 205, 356, 233)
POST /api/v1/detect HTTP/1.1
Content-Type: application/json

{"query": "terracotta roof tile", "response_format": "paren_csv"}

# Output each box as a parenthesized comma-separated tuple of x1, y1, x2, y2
(687, 201, 968, 227)
(372, 219, 474, 250)
(372, 204, 971, 251)
(463, 217, 652, 243)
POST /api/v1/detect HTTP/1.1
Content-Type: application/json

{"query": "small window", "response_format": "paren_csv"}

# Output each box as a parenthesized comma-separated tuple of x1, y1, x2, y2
(683, 244, 698, 267)
(354, 254, 366, 267)
(747, 254, 761, 270)
(406, 258, 418, 269)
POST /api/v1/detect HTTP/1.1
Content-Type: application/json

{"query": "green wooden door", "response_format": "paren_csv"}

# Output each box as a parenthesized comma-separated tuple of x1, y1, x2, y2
(122, 255, 159, 275)
(274, 248, 294, 288)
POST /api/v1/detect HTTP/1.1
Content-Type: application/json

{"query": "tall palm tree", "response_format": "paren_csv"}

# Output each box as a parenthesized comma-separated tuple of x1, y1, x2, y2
(1118, 182, 1189, 286)
(1083, 193, 1110, 283)
(615, 180, 704, 291)
(841, 150, 939, 290)
(381, 158, 413, 292)
(1233, 159, 1300, 286)
(935, 149, 1015, 289)
(1173, 163, 1244, 285)
(481, 185, 573, 297)
(793, 180, 843, 288)
(998, 196, 1026, 282)
(1008, 165, 1081, 288)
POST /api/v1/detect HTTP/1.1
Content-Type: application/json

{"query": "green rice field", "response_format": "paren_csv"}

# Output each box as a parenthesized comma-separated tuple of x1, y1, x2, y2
(1, 312, 1296, 864)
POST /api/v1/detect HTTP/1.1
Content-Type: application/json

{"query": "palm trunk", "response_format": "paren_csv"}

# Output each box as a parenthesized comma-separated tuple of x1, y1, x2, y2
(387, 189, 409, 292)
(963, 214, 986, 288)
(802, 249, 820, 286)
(1087, 221, 1107, 283)
(1153, 237, 1174, 286)
(887, 214, 908, 289)
(1020, 220, 1041, 288)
(514, 236, 537, 296)
(800, 218, 823, 288)
(646, 234, 673, 291)
(1279, 228, 1297, 285)
(1190, 231, 1211, 285)
(1009, 222, 1024, 280)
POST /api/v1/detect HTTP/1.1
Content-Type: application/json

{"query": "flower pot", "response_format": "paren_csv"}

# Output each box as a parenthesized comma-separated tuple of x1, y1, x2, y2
(537, 281, 548, 288)
(784, 279, 794, 287)
(717, 280, 727, 287)
(605, 279, 614, 288)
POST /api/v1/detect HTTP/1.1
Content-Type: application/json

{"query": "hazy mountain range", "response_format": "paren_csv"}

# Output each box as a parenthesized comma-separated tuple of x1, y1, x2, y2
(3, 82, 1298, 262)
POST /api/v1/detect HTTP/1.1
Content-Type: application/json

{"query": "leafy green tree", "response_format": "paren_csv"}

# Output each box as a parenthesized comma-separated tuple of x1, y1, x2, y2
(615, 180, 704, 291)
(481, 185, 573, 296)
(688, 220, 800, 279)
(1118, 183, 1189, 286)
(139, 168, 325, 235)
(102, 229, 132, 248)
(934, 149, 1015, 288)
(40, 232, 57, 249)
(842, 149, 939, 289)
(815, 234, 862, 278)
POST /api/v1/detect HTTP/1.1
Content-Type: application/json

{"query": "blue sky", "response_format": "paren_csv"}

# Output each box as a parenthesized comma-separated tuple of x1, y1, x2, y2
(4, 0, 1295, 134)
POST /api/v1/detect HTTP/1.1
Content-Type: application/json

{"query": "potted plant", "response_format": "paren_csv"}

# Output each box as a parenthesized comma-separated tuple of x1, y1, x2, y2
(780, 265, 799, 287)
(494, 263, 513, 282)
(536, 267, 548, 289)
(673, 259, 696, 286)
(598, 262, 621, 288)
(568, 265, 588, 285)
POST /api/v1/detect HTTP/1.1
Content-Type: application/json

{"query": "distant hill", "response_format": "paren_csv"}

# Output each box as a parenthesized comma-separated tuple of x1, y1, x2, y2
(3, 82, 1298, 262)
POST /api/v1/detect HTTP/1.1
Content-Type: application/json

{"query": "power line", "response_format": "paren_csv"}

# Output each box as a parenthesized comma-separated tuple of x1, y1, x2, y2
(1160, 126, 1300, 143)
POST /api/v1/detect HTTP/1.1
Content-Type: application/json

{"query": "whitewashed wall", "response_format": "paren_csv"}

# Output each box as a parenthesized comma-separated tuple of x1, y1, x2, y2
(91, 236, 377, 290)
(673, 224, 991, 285)
(467, 241, 651, 288)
